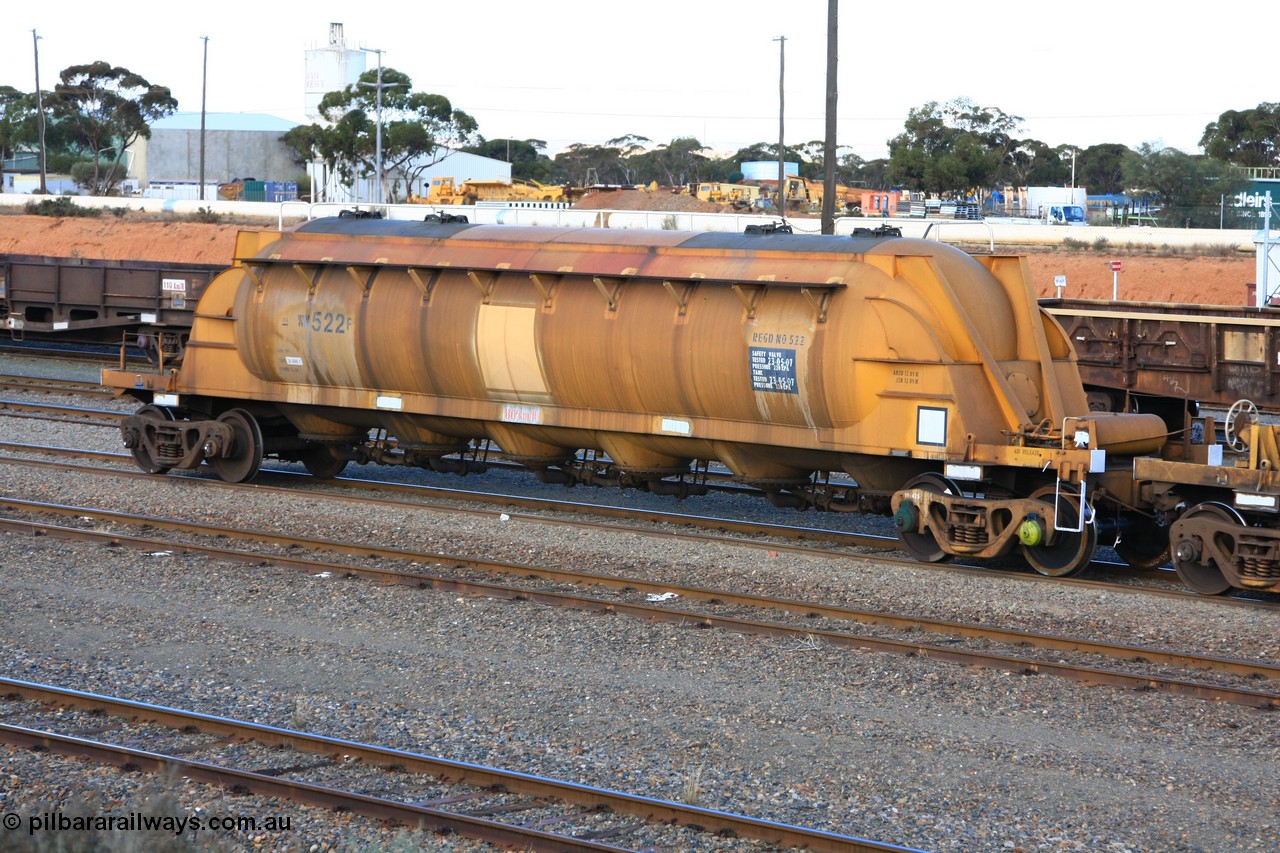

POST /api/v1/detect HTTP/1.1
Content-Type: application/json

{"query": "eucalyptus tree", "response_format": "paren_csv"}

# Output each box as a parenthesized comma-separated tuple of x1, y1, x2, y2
(0, 86, 29, 169)
(49, 61, 176, 195)
(285, 67, 477, 202)
(1201, 103, 1280, 169)
(1123, 143, 1248, 228)
(888, 98, 1021, 197)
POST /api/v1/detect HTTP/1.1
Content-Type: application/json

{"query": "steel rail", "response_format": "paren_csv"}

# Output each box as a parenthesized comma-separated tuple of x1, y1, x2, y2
(0, 447, 899, 549)
(0, 681, 916, 853)
(0, 410, 1215, 590)
(0, 724, 636, 853)
(0, 343, 143, 363)
(0, 398, 123, 423)
(2, 510, 1277, 708)
(1, 450, 1268, 606)
(1, 494, 1272, 680)
(0, 374, 113, 397)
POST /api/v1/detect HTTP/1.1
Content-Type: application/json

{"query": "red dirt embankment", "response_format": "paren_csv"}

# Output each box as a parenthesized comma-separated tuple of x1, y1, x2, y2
(0, 212, 1257, 306)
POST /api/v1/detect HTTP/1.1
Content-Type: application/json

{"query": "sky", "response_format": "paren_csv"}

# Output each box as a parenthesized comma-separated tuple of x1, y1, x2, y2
(4, 1, 1272, 162)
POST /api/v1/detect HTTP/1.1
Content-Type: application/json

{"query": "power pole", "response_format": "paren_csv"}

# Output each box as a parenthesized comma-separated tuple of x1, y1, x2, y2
(372, 49, 383, 204)
(775, 35, 786, 220)
(32, 30, 48, 195)
(821, 0, 838, 234)
(199, 36, 209, 201)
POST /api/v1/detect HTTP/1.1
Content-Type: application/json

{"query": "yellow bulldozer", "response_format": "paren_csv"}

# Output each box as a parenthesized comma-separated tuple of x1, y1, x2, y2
(409, 177, 566, 206)
(689, 182, 762, 209)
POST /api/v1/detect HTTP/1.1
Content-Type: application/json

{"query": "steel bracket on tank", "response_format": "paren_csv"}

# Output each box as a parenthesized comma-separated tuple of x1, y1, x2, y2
(662, 279, 696, 316)
(731, 283, 763, 320)
(801, 285, 838, 324)
(594, 276, 623, 312)
(529, 273, 559, 308)
(468, 269, 500, 303)
(407, 267, 441, 303)
(291, 263, 321, 297)
(345, 264, 381, 299)
(242, 264, 267, 294)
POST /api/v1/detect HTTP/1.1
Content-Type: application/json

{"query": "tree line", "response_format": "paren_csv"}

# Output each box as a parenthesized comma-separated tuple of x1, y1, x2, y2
(2, 60, 1277, 228)
(0, 62, 175, 196)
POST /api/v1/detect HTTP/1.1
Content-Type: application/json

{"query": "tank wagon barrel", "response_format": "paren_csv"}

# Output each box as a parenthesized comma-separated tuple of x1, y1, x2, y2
(99, 217, 1280, 592)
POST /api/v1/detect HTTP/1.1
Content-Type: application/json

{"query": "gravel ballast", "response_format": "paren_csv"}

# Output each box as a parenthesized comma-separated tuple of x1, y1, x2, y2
(0, 359, 1277, 852)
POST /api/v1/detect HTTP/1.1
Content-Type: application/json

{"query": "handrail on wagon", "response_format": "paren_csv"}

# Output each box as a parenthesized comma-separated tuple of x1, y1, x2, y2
(922, 220, 996, 253)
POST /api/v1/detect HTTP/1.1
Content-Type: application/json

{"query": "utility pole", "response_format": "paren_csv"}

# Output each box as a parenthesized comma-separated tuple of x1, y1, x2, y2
(775, 35, 786, 220)
(199, 36, 208, 201)
(32, 30, 47, 195)
(370, 49, 384, 204)
(821, 0, 838, 234)
(358, 47, 402, 205)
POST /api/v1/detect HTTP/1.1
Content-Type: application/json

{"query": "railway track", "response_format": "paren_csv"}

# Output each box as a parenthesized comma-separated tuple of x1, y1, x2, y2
(0, 389, 1259, 593)
(0, 373, 114, 397)
(5, 349, 1279, 849)
(0, 342, 145, 364)
(2, 483, 1277, 708)
(0, 390, 1206, 583)
(0, 398, 123, 426)
(0, 440, 1224, 605)
(2, 679, 907, 852)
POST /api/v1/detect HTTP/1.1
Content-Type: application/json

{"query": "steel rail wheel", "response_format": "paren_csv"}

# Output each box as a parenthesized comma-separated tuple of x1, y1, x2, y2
(210, 409, 263, 483)
(1021, 484, 1097, 577)
(1114, 511, 1172, 570)
(300, 445, 349, 479)
(130, 404, 174, 475)
(894, 472, 963, 563)
(1171, 502, 1239, 595)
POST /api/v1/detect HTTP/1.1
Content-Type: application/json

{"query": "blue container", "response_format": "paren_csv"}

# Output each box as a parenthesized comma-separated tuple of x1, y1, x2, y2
(266, 182, 299, 203)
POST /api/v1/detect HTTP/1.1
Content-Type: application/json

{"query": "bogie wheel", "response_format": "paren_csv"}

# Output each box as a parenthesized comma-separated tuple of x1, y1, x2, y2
(130, 404, 174, 475)
(895, 472, 963, 563)
(1114, 511, 1171, 570)
(1171, 502, 1239, 595)
(209, 409, 263, 483)
(1021, 484, 1098, 577)
(300, 445, 349, 479)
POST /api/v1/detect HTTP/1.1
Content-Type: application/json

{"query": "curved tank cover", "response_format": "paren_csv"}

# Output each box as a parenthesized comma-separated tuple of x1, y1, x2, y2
(196, 219, 1155, 478)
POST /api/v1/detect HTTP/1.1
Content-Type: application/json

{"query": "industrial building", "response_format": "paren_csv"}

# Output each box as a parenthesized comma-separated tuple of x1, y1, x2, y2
(4, 20, 507, 204)
(129, 112, 304, 200)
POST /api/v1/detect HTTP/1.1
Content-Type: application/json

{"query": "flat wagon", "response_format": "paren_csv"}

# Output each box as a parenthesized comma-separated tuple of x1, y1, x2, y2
(0, 253, 221, 362)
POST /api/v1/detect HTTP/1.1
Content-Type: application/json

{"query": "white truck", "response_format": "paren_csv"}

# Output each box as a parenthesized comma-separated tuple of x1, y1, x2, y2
(1025, 186, 1088, 226)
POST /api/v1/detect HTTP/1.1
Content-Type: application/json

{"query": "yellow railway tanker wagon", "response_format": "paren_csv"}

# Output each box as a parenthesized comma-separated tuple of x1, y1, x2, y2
(103, 217, 1170, 579)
